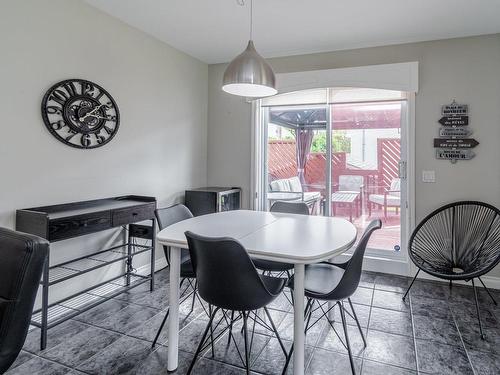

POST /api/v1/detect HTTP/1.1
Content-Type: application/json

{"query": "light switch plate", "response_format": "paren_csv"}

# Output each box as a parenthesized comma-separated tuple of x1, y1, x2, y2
(422, 170, 436, 183)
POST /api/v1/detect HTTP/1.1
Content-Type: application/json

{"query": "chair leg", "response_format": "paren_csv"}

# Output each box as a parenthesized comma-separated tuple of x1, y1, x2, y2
(189, 280, 197, 315)
(227, 310, 235, 346)
(242, 311, 251, 375)
(209, 304, 215, 357)
(187, 307, 218, 375)
(478, 277, 498, 306)
(402, 269, 420, 301)
(264, 307, 287, 357)
(472, 279, 485, 340)
(151, 308, 169, 348)
(347, 298, 366, 348)
(339, 301, 357, 375)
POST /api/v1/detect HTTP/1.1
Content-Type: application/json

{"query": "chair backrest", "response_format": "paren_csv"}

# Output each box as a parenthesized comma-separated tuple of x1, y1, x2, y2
(185, 231, 276, 311)
(155, 204, 193, 265)
(270, 201, 309, 216)
(0, 228, 48, 373)
(389, 178, 401, 196)
(338, 175, 364, 192)
(409, 201, 500, 279)
(287, 176, 303, 193)
(269, 179, 291, 193)
(327, 219, 382, 300)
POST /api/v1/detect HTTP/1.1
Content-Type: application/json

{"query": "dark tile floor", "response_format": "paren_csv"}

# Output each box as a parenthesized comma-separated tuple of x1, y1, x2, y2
(6, 269, 500, 375)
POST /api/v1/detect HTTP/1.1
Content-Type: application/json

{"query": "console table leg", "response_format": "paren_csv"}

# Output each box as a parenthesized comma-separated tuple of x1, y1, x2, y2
(150, 218, 156, 291)
(126, 225, 132, 286)
(40, 255, 49, 350)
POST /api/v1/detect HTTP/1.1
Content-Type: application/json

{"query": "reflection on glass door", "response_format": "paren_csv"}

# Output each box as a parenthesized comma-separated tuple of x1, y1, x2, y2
(262, 88, 406, 253)
(330, 98, 403, 252)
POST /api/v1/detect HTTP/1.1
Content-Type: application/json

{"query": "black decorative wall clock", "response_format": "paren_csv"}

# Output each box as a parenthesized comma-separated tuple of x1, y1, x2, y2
(41, 79, 120, 149)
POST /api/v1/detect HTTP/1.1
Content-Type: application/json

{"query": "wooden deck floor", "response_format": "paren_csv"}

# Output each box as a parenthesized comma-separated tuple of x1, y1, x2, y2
(328, 205, 401, 251)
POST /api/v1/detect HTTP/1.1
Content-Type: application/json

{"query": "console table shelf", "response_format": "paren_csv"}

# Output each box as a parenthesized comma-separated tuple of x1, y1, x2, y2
(31, 274, 148, 328)
(16, 195, 157, 350)
(47, 243, 153, 285)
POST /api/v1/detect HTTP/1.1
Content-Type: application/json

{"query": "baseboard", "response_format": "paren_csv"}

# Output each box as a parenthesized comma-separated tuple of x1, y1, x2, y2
(137, 256, 500, 291)
(136, 257, 168, 276)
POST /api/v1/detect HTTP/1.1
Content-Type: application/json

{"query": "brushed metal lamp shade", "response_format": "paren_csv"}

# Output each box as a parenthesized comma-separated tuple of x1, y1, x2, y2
(222, 40, 277, 97)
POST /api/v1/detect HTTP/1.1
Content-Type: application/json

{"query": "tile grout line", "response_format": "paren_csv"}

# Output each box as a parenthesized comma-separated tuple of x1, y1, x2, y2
(359, 280, 376, 374)
(450, 301, 477, 375)
(408, 292, 420, 375)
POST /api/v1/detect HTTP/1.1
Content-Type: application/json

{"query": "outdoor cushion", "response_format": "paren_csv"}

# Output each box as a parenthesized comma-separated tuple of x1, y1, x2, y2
(270, 179, 291, 192)
(369, 194, 400, 206)
(302, 191, 321, 202)
(288, 176, 303, 192)
(338, 175, 364, 192)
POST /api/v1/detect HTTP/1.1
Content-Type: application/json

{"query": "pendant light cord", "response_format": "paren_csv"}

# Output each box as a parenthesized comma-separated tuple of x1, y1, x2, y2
(250, 0, 253, 40)
(236, 0, 253, 41)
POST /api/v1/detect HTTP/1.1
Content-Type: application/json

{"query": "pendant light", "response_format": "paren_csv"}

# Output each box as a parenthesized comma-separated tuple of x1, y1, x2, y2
(222, 0, 277, 97)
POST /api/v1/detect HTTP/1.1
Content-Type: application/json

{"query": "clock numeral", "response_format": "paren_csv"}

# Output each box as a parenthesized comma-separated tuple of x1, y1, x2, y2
(103, 125, 114, 135)
(65, 129, 78, 142)
(95, 90, 104, 100)
(96, 133, 106, 144)
(81, 134, 91, 147)
(83, 83, 95, 97)
(50, 89, 69, 106)
(46, 106, 63, 115)
(51, 120, 65, 130)
(63, 82, 77, 97)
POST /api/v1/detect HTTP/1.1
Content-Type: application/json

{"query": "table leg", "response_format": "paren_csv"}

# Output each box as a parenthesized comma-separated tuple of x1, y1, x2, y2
(167, 247, 181, 371)
(293, 264, 305, 375)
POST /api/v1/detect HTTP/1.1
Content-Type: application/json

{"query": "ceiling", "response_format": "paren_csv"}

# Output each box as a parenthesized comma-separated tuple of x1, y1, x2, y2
(84, 0, 500, 64)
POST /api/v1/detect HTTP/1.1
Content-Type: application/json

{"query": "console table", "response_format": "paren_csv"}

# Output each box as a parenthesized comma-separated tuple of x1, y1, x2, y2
(16, 195, 157, 350)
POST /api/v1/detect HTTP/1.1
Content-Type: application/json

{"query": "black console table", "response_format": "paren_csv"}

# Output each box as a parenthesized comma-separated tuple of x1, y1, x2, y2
(16, 195, 157, 350)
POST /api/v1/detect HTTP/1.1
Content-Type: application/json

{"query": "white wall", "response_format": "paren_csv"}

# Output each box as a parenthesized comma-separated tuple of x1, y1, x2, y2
(207, 34, 500, 277)
(0, 0, 208, 303)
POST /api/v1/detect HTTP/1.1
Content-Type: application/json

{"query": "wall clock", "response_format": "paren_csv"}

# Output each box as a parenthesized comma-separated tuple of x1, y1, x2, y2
(41, 79, 120, 149)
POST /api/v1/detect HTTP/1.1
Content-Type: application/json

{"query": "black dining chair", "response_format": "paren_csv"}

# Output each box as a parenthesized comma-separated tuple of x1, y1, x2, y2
(252, 201, 309, 276)
(0, 228, 48, 373)
(285, 219, 382, 375)
(151, 204, 204, 348)
(185, 231, 288, 375)
(402, 201, 500, 339)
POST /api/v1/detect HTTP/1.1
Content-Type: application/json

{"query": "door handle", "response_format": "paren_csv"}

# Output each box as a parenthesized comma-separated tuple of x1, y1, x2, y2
(398, 161, 407, 180)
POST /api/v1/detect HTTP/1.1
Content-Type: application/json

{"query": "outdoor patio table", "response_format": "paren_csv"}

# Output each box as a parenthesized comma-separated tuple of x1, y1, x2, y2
(157, 209, 357, 375)
(331, 191, 361, 222)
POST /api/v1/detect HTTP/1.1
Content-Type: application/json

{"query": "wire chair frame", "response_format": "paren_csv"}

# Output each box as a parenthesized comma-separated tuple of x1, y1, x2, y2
(403, 201, 500, 339)
(408, 201, 500, 280)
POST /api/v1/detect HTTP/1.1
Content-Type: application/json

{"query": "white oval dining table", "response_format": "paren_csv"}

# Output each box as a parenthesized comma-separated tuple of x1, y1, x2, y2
(157, 209, 357, 375)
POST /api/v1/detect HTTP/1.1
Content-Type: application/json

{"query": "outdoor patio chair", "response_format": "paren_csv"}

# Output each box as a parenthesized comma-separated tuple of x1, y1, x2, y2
(402, 201, 500, 339)
(269, 176, 322, 212)
(368, 178, 400, 219)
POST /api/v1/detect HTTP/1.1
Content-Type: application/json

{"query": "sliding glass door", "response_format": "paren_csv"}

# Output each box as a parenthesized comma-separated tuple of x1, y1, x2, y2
(257, 87, 409, 257)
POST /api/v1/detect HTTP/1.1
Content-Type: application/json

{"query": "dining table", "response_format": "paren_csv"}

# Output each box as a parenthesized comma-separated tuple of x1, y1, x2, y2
(157, 209, 357, 375)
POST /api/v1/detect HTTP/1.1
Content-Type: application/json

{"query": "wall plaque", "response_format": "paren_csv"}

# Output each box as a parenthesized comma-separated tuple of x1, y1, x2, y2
(433, 138, 479, 149)
(438, 116, 469, 126)
(441, 103, 468, 116)
(436, 149, 475, 160)
(439, 127, 472, 137)
(435, 101, 476, 163)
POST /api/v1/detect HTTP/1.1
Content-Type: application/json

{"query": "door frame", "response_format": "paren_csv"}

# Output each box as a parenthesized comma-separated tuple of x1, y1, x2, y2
(251, 62, 418, 276)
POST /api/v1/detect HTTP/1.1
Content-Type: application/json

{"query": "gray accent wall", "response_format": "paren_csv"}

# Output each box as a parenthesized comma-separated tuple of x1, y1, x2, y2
(207, 34, 500, 277)
(0, 0, 208, 304)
